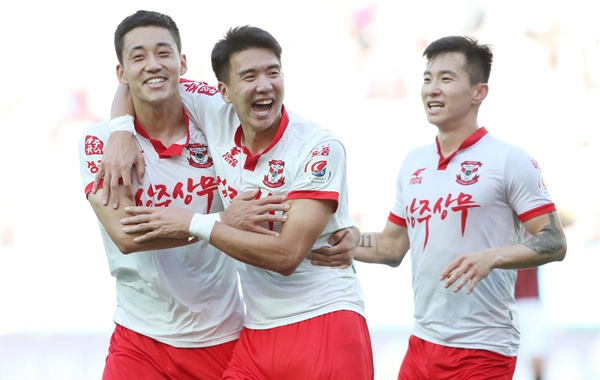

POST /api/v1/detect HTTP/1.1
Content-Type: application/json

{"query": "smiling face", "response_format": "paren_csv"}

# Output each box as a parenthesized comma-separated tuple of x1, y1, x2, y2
(421, 52, 486, 132)
(218, 47, 284, 136)
(117, 26, 187, 107)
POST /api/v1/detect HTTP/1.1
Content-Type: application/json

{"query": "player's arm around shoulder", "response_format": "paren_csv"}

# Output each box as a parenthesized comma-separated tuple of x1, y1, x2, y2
(210, 197, 334, 276)
(354, 220, 409, 267)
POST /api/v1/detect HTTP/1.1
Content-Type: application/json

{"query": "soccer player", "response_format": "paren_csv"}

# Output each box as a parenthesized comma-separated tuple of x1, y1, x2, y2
(348, 35, 567, 379)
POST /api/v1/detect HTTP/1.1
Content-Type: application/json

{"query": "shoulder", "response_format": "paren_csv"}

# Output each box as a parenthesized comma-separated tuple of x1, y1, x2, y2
(286, 109, 341, 144)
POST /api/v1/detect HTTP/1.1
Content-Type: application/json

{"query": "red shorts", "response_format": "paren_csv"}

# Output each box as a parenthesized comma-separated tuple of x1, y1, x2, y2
(399, 335, 517, 380)
(223, 310, 374, 380)
(102, 324, 238, 380)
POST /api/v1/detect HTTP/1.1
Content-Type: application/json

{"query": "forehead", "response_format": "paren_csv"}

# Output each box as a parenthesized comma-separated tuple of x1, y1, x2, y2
(425, 52, 467, 75)
(123, 26, 177, 52)
(229, 47, 280, 73)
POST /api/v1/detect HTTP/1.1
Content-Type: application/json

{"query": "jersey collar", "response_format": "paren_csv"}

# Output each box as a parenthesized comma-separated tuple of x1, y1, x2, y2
(234, 105, 290, 171)
(436, 127, 488, 169)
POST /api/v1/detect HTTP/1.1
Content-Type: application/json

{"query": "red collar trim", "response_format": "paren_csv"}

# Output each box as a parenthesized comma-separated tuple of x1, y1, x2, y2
(437, 127, 488, 169)
(234, 105, 290, 170)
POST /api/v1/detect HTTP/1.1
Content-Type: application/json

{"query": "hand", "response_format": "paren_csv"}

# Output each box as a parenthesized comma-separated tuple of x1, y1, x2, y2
(221, 189, 290, 236)
(439, 251, 495, 295)
(307, 226, 360, 268)
(92, 131, 145, 209)
(121, 206, 194, 243)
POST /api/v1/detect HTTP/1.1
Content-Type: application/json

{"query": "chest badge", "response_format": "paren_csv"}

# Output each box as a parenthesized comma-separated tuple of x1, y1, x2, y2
(456, 161, 482, 185)
(264, 159, 285, 188)
(188, 144, 213, 168)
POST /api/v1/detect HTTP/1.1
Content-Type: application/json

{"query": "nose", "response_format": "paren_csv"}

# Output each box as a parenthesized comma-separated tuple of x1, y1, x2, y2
(145, 54, 161, 72)
(256, 74, 274, 92)
(423, 81, 441, 97)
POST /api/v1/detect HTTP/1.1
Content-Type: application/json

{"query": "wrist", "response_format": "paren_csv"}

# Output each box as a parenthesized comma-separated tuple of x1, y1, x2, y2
(189, 213, 221, 241)
(108, 114, 135, 134)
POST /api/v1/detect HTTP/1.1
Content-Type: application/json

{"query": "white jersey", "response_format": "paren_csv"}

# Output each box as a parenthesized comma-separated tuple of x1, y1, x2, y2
(79, 111, 244, 347)
(179, 80, 365, 329)
(389, 128, 556, 356)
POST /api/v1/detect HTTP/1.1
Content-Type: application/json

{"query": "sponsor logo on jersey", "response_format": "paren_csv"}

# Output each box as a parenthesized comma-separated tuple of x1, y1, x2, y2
(84, 135, 104, 155)
(456, 161, 482, 185)
(187, 143, 213, 168)
(530, 157, 550, 197)
(409, 168, 426, 185)
(306, 159, 332, 184)
(263, 159, 285, 188)
(181, 80, 219, 96)
(222, 146, 241, 167)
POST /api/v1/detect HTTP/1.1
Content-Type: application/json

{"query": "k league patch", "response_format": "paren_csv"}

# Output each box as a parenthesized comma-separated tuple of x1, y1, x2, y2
(187, 143, 213, 168)
(305, 159, 332, 184)
(456, 161, 482, 185)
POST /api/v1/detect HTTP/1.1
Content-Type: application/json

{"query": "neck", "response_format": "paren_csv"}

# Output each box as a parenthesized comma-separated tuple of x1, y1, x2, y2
(437, 123, 479, 158)
(133, 97, 187, 145)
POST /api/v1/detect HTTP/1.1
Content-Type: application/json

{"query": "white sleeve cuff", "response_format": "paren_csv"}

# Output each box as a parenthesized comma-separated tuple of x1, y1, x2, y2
(108, 114, 135, 134)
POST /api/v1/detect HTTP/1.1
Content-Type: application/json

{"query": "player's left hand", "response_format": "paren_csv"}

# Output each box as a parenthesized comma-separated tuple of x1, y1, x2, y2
(307, 226, 360, 269)
(121, 206, 194, 242)
(439, 251, 495, 295)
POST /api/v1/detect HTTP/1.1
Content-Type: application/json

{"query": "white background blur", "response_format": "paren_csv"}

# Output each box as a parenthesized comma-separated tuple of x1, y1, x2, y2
(1, 0, 599, 379)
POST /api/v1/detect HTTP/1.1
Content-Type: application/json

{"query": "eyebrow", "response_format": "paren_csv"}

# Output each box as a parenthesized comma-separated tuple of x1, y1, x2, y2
(128, 41, 174, 53)
(423, 69, 457, 77)
(238, 63, 281, 78)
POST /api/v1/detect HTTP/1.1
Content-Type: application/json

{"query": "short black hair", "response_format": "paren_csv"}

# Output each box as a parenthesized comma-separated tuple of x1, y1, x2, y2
(114, 10, 182, 65)
(423, 35, 493, 84)
(211, 25, 283, 84)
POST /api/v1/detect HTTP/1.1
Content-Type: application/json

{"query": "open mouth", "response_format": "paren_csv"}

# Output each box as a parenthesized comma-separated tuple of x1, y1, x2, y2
(252, 99, 273, 113)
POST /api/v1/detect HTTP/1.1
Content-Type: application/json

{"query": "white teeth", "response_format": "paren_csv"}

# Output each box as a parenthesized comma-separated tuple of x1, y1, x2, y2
(429, 102, 443, 108)
(146, 78, 165, 84)
(255, 99, 272, 105)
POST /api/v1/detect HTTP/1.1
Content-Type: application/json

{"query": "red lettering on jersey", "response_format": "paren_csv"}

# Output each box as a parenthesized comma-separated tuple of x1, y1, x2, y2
(87, 160, 100, 174)
(84, 135, 104, 155)
(182, 81, 219, 96)
(407, 192, 481, 251)
(134, 176, 218, 212)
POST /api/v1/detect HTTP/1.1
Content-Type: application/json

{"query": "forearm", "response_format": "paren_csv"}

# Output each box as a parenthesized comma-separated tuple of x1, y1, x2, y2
(493, 212, 567, 269)
(354, 231, 407, 267)
(209, 222, 306, 275)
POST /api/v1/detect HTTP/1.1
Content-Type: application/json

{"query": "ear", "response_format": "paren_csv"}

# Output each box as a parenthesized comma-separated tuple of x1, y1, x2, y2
(472, 83, 488, 105)
(180, 54, 188, 76)
(218, 82, 232, 104)
(116, 64, 128, 85)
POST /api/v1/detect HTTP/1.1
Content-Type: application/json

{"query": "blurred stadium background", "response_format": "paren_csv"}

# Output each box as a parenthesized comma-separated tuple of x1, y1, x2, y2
(1, 0, 598, 379)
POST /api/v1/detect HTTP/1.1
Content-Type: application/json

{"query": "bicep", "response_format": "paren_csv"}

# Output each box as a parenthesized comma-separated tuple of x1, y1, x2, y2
(280, 198, 335, 255)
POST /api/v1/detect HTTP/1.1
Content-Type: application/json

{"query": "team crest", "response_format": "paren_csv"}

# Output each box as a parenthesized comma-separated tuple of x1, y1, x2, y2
(456, 161, 482, 185)
(187, 144, 213, 168)
(264, 159, 285, 188)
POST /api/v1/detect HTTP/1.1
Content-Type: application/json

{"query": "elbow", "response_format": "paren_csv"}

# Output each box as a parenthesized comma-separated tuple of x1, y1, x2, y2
(385, 257, 404, 268)
(275, 258, 302, 276)
(113, 238, 141, 255)
(556, 242, 567, 262)
(271, 248, 304, 276)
